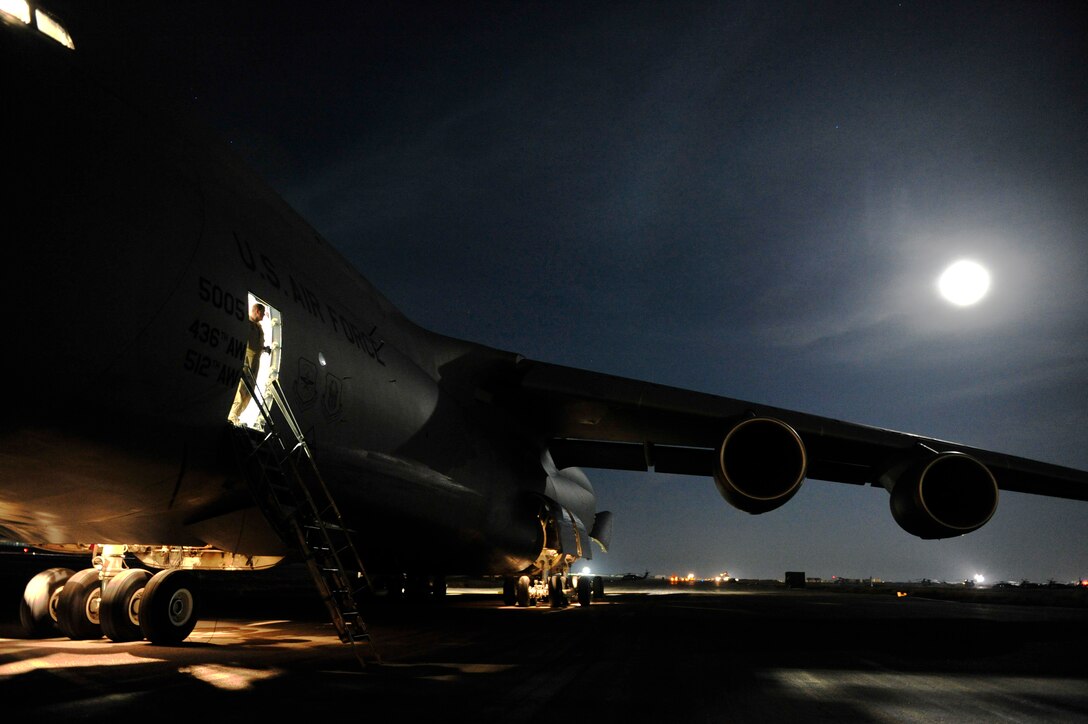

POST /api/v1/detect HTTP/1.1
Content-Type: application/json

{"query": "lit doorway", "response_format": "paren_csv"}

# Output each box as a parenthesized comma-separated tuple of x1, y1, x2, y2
(228, 293, 282, 429)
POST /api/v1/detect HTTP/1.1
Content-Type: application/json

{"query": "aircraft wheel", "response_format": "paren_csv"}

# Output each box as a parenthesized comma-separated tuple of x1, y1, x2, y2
(385, 573, 406, 600)
(140, 570, 199, 644)
(592, 575, 605, 600)
(101, 568, 152, 642)
(516, 575, 530, 607)
(577, 575, 592, 606)
(502, 576, 516, 605)
(56, 568, 104, 640)
(549, 574, 567, 608)
(19, 567, 74, 637)
(405, 573, 430, 602)
(432, 574, 447, 599)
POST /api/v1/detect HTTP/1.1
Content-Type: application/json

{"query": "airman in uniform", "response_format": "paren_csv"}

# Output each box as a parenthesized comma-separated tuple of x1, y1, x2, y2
(228, 303, 271, 424)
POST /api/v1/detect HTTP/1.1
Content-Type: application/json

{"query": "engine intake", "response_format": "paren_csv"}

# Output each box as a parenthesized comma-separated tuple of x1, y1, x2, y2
(882, 451, 998, 539)
(713, 417, 807, 514)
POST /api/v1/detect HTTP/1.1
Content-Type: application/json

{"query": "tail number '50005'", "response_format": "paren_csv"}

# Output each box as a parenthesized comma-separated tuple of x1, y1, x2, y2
(198, 277, 245, 321)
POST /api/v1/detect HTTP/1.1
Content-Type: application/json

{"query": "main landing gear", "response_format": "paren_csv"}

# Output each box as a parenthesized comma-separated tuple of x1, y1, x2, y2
(502, 573, 604, 608)
(139, 570, 199, 644)
(18, 564, 200, 644)
(19, 567, 73, 637)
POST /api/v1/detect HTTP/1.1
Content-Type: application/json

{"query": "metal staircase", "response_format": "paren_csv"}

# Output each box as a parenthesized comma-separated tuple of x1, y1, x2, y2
(230, 371, 378, 665)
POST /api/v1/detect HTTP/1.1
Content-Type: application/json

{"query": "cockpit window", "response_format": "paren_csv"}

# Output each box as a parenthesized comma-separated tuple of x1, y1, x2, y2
(0, 0, 31, 25)
(35, 8, 73, 49)
(0, 2, 74, 49)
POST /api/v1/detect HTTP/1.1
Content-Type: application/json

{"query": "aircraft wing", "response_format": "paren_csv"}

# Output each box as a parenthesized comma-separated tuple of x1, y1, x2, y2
(509, 359, 1088, 504)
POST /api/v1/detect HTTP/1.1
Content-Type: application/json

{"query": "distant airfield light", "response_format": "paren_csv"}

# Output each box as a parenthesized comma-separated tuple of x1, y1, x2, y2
(938, 259, 991, 306)
(974, 573, 985, 585)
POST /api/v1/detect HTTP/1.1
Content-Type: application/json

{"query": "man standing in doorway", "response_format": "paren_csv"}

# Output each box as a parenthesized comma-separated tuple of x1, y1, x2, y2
(228, 303, 272, 425)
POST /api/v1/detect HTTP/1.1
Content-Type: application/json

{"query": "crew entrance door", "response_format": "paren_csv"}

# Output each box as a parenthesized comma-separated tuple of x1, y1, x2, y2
(227, 292, 282, 429)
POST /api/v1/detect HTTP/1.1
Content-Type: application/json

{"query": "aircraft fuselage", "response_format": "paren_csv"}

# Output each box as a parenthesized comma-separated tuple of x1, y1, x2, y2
(2, 18, 582, 577)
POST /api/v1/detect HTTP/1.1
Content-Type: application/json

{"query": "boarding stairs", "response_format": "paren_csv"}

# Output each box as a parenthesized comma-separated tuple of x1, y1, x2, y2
(230, 372, 378, 665)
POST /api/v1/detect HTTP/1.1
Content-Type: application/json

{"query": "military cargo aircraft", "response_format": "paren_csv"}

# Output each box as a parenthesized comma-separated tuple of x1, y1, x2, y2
(3, 5, 1086, 646)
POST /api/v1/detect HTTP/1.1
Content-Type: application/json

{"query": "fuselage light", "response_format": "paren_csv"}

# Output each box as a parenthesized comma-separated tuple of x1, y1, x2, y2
(0, 2, 74, 48)
(34, 8, 73, 48)
(0, 0, 30, 24)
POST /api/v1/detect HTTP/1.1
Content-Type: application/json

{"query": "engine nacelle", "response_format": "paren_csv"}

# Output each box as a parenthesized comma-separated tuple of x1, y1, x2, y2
(713, 417, 807, 514)
(881, 451, 998, 539)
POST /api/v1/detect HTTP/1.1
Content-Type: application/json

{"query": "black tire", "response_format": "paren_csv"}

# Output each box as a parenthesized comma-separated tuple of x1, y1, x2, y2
(592, 575, 605, 600)
(385, 573, 406, 600)
(577, 575, 592, 606)
(405, 573, 430, 602)
(432, 574, 447, 599)
(101, 568, 152, 642)
(56, 568, 104, 640)
(502, 576, 516, 605)
(19, 567, 74, 637)
(140, 570, 199, 644)
(549, 574, 567, 608)
(516, 575, 531, 607)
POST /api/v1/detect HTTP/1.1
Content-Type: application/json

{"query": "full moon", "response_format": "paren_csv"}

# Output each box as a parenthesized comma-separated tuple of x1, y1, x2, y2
(937, 260, 991, 306)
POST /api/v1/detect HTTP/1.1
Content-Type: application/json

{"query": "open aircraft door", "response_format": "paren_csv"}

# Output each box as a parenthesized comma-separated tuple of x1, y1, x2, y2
(232, 293, 282, 430)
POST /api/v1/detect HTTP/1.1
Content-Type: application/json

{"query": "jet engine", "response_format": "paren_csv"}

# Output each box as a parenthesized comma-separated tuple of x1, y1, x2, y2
(880, 451, 998, 539)
(713, 417, 807, 514)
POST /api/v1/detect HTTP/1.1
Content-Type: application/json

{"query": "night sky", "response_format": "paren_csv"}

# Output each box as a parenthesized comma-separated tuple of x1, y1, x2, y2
(42, 1, 1088, 582)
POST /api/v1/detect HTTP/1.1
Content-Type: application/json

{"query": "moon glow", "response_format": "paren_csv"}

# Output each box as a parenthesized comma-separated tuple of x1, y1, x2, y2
(938, 260, 991, 306)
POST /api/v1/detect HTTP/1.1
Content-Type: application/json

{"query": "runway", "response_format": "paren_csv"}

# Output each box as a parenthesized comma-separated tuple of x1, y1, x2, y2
(1, 566, 1086, 721)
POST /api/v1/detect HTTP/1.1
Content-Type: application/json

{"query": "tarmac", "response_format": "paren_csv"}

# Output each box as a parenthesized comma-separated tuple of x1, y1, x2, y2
(2, 555, 1086, 722)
